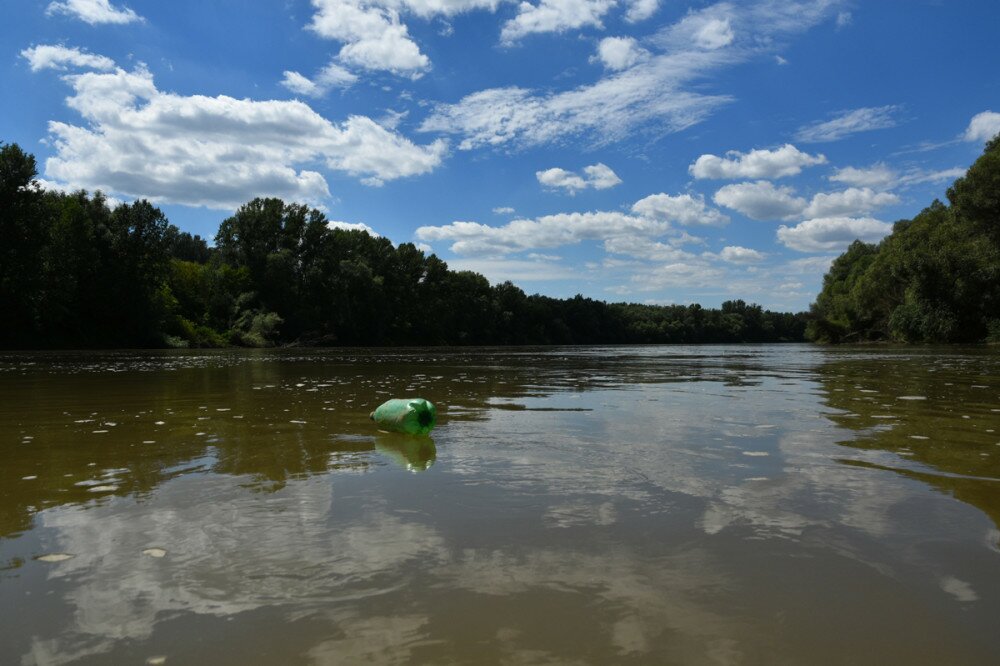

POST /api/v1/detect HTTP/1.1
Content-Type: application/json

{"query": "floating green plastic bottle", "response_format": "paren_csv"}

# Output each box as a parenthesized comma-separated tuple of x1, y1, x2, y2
(370, 398, 437, 435)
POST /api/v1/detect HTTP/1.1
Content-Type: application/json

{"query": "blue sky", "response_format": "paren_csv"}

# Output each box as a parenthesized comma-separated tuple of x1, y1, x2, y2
(4, 0, 999, 310)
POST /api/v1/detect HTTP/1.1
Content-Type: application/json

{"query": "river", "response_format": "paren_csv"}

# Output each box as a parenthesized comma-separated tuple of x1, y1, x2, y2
(1, 345, 999, 664)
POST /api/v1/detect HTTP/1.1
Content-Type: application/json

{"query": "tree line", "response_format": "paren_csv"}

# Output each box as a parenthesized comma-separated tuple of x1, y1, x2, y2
(807, 138, 1000, 343)
(0, 142, 806, 349)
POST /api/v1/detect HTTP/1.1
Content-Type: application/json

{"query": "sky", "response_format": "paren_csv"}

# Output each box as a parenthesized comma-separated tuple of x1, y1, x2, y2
(3, 0, 1000, 311)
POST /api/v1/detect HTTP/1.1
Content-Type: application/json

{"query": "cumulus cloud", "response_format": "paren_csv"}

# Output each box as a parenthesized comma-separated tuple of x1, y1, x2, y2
(416, 210, 670, 256)
(802, 187, 899, 218)
(624, 0, 659, 22)
(715, 182, 898, 221)
(718, 246, 765, 263)
(46, 0, 142, 24)
(20, 44, 115, 72)
(964, 111, 1000, 143)
(795, 105, 899, 143)
(307, 0, 430, 76)
(447, 257, 578, 282)
(829, 163, 896, 189)
(899, 167, 965, 186)
(500, 0, 616, 45)
(604, 235, 698, 263)
(692, 17, 735, 49)
(305, 0, 502, 75)
(713, 181, 807, 220)
(417, 189, 731, 259)
(631, 193, 729, 226)
(38, 63, 446, 209)
(422, 1, 842, 150)
(831, 163, 965, 190)
(592, 36, 648, 71)
(328, 220, 380, 236)
(777, 217, 892, 252)
(537, 163, 621, 193)
(281, 62, 358, 97)
(690, 144, 826, 179)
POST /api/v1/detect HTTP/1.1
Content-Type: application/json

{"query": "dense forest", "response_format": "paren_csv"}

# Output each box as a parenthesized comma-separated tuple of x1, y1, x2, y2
(807, 138, 1000, 343)
(0, 141, 805, 349)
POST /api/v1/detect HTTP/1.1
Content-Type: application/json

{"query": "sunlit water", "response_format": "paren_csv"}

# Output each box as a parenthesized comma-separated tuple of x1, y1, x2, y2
(2, 345, 999, 665)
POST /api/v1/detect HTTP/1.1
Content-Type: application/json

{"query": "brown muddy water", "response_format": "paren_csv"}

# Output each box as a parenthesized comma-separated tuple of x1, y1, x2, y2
(1, 345, 999, 665)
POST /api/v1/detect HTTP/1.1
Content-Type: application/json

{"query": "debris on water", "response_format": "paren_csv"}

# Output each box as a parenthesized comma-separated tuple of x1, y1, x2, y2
(898, 396, 927, 401)
(92, 429, 108, 434)
(36, 553, 74, 562)
(143, 440, 155, 444)
(142, 548, 167, 558)
(370, 398, 437, 435)
(22, 475, 37, 480)
(154, 421, 165, 425)
(146, 657, 167, 665)
(742, 451, 769, 457)
(290, 420, 307, 424)
(909, 435, 930, 440)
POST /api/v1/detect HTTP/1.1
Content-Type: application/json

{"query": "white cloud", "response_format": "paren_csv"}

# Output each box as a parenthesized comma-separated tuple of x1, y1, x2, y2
(492, 206, 515, 215)
(899, 167, 965, 187)
(20, 44, 115, 72)
(718, 246, 765, 263)
(715, 182, 898, 221)
(536, 163, 621, 193)
(835, 11, 851, 27)
(281, 62, 358, 97)
(500, 0, 616, 45)
(795, 105, 899, 143)
(422, 1, 842, 150)
(693, 18, 735, 49)
(690, 144, 826, 179)
(777, 217, 892, 252)
(713, 181, 807, 220)
(281, 71, 322, 97)
(39, 64, 446, 209)
(604, 235, 697, 262)
(415, 210, 669, 256)
(304, 0, 504, 76)
(625, 260, 723, 292)
(631, 193, 729, 226)
(964, 111, 1000, 143)
(831, 163, 966, 190)
(447, 257, 578, 282)
(308, 0, 430, 76)
(624, 0, 659, 23)
(592, 36, 647, 71)
(46, 0, 142, 25)
(328, 220, 380, 236)
(829, 163, 896, 189)
(802, 187, 899, 218)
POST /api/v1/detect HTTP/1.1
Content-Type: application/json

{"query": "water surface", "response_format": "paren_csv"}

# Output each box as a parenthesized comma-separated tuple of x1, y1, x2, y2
(2, 345, 999, 664)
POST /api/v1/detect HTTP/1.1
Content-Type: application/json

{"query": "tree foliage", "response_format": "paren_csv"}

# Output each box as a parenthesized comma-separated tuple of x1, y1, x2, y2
(0, 142, 806, 349)
(808, 138, 1000, 343)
